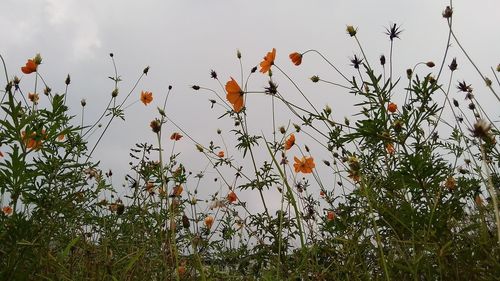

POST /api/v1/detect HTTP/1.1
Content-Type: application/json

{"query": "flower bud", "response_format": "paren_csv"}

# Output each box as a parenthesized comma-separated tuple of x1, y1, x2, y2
(81, 99, 87, 107)
(310, 75, 320, 83)
(449, 58, 457, 71)
(426, 61, 435, 68)
(442, 6, 453, 18)
(346, 25, 357, 37)
(112, 88, 119, 97)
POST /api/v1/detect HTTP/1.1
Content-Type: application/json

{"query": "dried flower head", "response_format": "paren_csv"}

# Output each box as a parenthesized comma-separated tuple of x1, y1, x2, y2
(227, 191, 237, 203)
(28, 92, 39, 104)
(265, 80, 278, 95)
(470, 119, 492, 140)
(350, 55, 363, 69)
(150, 119, 161, 133)
(170, 132, 183, 141)
(457, 81, 472, 93)
(310, 75, 320, 83)
(449, 58, 457, 71)
(442, 6, 453, 18)
(385, 23, 402, 41)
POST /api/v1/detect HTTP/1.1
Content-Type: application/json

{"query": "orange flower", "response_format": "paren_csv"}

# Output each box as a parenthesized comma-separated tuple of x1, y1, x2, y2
(225, 77, 244, 112)
(217, 151, 225, 158)
(140, 91, 153, 105)
(259, 48, 276, 74)
(22, 129, 46, 150)
(386, 143, 395, 154)
(2, 206, 13, 216)
(21, 59, 38, 74)
(227, 191, 237, 203)
(387, 102, 397, 113)
(326, 210, 335, 221)
(170, 132, 183, 141)
(57, 133, 65, 141)
(28, 93, 39, 104)
(284, 133, 295, 150)
(289, 52, 302, 66)
(293, 156, 315, 174)
(171, 185, 183, 197)
(204, 215, 214, 229)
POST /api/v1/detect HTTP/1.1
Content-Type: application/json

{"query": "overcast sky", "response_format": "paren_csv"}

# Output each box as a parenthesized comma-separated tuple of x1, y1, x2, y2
(2, 0, 499, 210)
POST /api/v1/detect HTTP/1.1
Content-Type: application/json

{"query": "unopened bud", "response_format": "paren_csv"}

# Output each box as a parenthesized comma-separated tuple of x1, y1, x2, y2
(143, 66, 150, 75)
(65, 74, 71, 85)
(426, 61, 435, 68)
(81, 99, 87, 107)
(112, 88, 119, 97)
(310, 75, 320, 83)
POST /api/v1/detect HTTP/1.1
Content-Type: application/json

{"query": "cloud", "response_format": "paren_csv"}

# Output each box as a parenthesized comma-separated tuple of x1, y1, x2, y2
(44, 0, 101, 60)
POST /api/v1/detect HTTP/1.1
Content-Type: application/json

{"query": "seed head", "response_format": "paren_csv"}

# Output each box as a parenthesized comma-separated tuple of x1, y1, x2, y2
(449, 58, 457, 71)
(442, 6, 453, 18)
(310, 75, 320, 83)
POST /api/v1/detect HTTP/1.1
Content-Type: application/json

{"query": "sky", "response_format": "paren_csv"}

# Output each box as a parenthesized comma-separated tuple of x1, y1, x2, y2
(1, 0, 499, 212)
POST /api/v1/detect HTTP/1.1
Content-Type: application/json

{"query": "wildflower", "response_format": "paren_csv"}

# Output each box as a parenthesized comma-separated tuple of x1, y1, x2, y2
(475, 195, 484, 206)
(386, 143, 395, 154)
(140, 91, 153, 105)
(387, 102, 397, 113)
(444, 176, 456, 191)
(350, 55, 363, 69)
(21, 59, 38, 74)
(28, 92, 39, 104)
(326, 210, 335, 221)
(227, 191, 237, 203)
(284, 134, 295, 150)
(170, 185, 183, 197)
(178, 265, 186, 276)
(259, 48, 276, 74)
(385, 23, 402, 41)
(217, 151, 225, 158)
(22, 129, 46, 150)
(2, 206, 13, 216)
(346, 25, 357, 37)
(170, 132, 183, 141)
(225, 77, 244, 112)
(293, 156, 316, 174)
(204, 215, 214, 229)
(150, 119, 161, 133)
(289, 52, 302, 66)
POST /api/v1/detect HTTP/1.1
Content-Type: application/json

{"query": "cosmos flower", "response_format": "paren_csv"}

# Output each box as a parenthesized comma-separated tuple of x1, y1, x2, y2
(293, 156, 315, 174)
(284, 134, 295, 150)
(289, 52, 302, 66)
(259, 48, 276, 74)
(140, 91, 153, 105)
(225, 77, 244, 112)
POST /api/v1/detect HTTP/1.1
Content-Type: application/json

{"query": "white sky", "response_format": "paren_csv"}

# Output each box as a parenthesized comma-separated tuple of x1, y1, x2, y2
(1, 0, 499, 212)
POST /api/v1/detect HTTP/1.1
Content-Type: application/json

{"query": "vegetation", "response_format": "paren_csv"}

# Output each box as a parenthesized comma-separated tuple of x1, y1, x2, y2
(1, 3, 499, 280)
